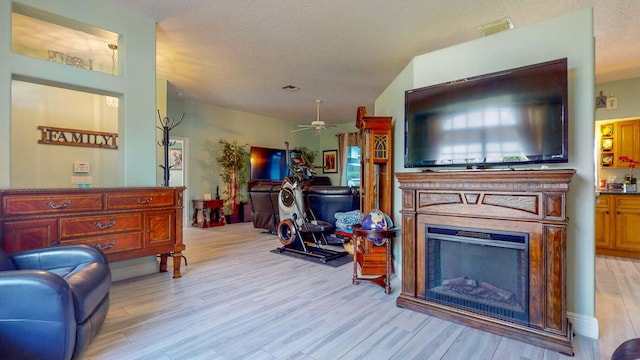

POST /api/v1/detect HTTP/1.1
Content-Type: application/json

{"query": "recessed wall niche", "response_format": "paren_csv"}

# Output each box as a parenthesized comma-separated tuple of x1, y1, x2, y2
(10, 80, 121, 188)
(11, 3, 120, 75)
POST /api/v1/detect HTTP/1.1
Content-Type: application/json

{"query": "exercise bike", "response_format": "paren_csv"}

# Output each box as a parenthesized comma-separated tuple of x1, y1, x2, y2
(275, 144, 348, 263)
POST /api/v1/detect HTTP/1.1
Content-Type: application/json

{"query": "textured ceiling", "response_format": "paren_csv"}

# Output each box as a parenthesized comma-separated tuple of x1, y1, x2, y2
(80, 1, 640, 123)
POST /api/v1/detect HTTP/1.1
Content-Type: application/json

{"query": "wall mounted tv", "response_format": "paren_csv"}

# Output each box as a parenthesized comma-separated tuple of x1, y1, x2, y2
(404, 58, 568, 169)
(249, 146, 288, 181)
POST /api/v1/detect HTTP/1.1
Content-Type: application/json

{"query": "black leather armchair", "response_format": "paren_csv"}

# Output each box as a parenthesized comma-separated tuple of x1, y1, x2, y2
(249, 184, 359, 233)
(306, 186, 360, 228)
(0, 245, 112, 360)
(248, 184, 281, 233)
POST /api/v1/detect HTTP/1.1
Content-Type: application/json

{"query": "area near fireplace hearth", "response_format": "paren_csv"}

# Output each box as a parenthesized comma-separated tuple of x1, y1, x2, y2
(396, 169, 575, 355)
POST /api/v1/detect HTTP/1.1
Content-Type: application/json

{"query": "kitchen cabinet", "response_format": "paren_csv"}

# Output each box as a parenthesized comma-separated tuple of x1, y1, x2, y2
(600, 119, 640, 168)
(596, 193, 640, 258)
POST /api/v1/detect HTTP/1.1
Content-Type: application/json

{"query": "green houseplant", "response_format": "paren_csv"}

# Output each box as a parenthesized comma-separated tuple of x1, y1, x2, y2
(216, 139, 249, 217)
(293, 146, 317, 168)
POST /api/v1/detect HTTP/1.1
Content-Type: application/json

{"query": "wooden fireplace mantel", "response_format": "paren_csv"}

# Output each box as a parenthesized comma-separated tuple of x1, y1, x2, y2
(396, 169, 576, 355)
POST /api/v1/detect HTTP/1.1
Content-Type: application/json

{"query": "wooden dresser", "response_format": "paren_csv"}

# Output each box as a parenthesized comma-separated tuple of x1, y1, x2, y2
(0, 187, 186, 278)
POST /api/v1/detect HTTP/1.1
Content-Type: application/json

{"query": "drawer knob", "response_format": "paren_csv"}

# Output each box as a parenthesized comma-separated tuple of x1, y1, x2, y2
(45, 200, 71, 209)
(94, 220, 116, 230)
(135, 197, 153, 204)
(95, 241, 116, 250)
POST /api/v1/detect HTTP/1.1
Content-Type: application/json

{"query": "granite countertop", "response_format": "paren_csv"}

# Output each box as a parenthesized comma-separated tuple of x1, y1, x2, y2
(596, 188, 640, 195)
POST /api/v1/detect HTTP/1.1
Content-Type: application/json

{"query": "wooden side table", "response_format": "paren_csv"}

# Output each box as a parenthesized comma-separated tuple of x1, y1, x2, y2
(352, 225, 400, 294)
(192, 199, 225, 228)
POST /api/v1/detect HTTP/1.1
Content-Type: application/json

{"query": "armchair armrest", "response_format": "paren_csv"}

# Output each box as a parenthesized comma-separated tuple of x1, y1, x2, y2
(0, 270, 76, 360)
(10, 245, 108, 271)
(0, 270, 75, 322)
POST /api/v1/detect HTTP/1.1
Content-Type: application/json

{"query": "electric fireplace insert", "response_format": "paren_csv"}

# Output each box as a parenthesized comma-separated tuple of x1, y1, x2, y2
(425, 225, 529, 325)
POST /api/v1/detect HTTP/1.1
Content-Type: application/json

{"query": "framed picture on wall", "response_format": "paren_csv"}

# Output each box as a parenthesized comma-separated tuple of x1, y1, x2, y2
(169, 148, 183, 170)
(323, 150, 337, 173)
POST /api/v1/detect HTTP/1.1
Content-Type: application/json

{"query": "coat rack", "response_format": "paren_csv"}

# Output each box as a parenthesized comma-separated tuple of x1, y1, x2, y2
(157, 110, 185, 186)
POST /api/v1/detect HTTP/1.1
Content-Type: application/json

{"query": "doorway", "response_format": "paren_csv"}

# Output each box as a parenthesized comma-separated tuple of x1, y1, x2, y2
(169, 137, 189, 221)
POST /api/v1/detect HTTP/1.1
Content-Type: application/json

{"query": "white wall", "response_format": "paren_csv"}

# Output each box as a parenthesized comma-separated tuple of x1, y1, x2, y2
(376, 8, 597, 338)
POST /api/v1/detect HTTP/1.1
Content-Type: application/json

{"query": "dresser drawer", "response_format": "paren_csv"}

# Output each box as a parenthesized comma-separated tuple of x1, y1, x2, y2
(3, 194, 104, 216)
(106, 191, 175, 210)
(60, 213, 142, 240)
(61, 232, 143, 254)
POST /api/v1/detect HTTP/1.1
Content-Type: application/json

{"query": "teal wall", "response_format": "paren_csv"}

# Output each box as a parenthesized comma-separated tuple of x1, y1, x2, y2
(167, 97, 354, 218)
(595, 77, 640, 121)
(0, 0, 157, 188)
(595, 77, 640, 182)
(376, 8, 597, 338)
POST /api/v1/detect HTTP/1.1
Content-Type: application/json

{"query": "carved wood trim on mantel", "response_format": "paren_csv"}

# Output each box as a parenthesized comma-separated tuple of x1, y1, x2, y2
(395, 168, 576, 356)
(396, 169, 575, 192)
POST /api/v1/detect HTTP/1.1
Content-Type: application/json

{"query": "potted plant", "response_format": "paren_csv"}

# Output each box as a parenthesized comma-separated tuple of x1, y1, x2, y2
(293, 146, 317, 168)
(618, 156, 637, 182)
(216, 139, 249, 221)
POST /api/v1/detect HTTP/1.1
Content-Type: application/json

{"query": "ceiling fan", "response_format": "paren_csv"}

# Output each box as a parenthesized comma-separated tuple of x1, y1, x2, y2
(291, 99, 341, 133)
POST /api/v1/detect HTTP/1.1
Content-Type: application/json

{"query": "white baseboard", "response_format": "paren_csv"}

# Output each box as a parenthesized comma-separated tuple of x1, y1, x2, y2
(568, 311, 599, 339)
(109, 256, 160, 282)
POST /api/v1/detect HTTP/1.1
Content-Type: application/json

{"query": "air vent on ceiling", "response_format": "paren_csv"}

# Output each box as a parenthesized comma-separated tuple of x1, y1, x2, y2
(479, 18, 513, 36)
(281, 85, 300, 91)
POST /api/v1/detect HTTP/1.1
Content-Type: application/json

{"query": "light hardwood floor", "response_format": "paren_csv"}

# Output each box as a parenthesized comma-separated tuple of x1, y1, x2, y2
(79, 223, 634, 360)
(596, 255, 640, 359)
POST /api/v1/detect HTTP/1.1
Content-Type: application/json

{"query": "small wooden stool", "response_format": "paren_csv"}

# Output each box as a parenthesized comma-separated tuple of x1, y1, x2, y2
(352, 226, 400, 294)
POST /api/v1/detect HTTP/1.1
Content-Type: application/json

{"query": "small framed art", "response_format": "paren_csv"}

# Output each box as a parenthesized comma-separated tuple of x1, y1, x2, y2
(169, 148, 183, 170)
(323, 150, 337, 173)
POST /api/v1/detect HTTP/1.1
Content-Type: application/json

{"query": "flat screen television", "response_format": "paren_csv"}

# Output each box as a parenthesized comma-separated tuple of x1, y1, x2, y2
(404, 58, 568, 169)
(250, 146, 288, 181)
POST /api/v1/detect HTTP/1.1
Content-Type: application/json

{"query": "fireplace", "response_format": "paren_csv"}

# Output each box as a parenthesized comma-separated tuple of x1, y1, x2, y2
(395, 169, 575, 355)
(425, 225, 529, 324)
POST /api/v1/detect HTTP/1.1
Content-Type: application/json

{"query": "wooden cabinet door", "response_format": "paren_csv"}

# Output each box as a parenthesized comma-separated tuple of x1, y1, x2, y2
(595, 196, 614, 248)
(144, 209, 175, 247)
(615, 120, 640, 168)
(3, 219, 58, 253)
(615, 206, 640, 251)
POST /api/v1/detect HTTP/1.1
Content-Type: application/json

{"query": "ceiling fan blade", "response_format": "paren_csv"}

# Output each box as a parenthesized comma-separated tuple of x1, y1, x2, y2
(290, 127, 311, 133)
(324, 124, 342, 131)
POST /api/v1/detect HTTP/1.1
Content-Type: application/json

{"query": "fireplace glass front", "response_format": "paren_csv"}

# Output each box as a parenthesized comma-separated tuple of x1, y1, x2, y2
(425, 225, 529, 324)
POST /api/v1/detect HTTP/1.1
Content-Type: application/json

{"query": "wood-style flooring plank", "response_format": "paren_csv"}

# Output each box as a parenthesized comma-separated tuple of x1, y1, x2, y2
(79, 223, 608, 359)
(595, 256, 640, 359)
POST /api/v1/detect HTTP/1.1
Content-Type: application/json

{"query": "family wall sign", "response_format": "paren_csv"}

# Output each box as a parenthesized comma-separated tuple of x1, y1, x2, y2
(37, 125, 118, 149)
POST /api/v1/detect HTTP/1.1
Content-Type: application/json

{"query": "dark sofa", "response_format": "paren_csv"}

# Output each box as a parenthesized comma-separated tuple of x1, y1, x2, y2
(248, 184, 359, 233)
